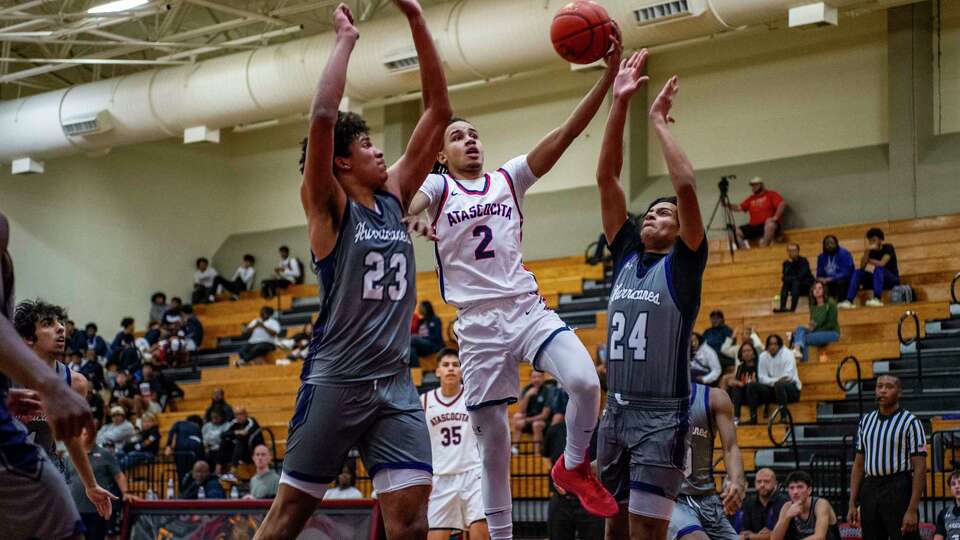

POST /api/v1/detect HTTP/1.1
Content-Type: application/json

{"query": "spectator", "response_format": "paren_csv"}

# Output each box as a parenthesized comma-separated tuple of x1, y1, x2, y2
(135, 361, 164, 403)
(149, 292, 168, 324)
(220, 406, 263, 470)
(791, 282, 840, 362)
(260, 246, 302, 299)
(728, 177, 786, 248)
(162, 297, 183, 321)
(165, 414, 205, 482)
(110, 317, 135, 354)
(156, 314, 189, 368)
(137, 388, 162, 417)
(180, 460, 226, 499)
(740, 467, 789, 540)
(703, 309, 735, 371)
(204, 388, 235, 423)
(108, 333, 141, 374)
(213, 254, 257, 300)
(816, 235, 855, 302)
(244, 444, 280, 500)
(192, 257, 219, 305)
(96, 406, 135, 448)
(143, 320, 162, 348)
(87, 383, 107, 427)
(78, 348, 105, 391)
(109, 371, 138, 413)
(323, 465, 363, 500)
(182, 305, 203, 352)
(65, 319, 82, 350)
(745, 334, 801, 425)
(409, 300, 444, 368)
(723, 341, 760, 422)
(285, 322, 313, 361)
(775, 244, 814, 313)
(771, 471, 841, 540)
(66, 428, 129, 540)
(934, 471, 960, 540)
(511, 371, 555, 455)
(122, 412, 161, 468)
(690, 332, 721, 386)
(840, 228, 900, 309)
(541, 413, 602, 540)
(202, 409, 230, 463)
(720, 326, 763, 362)
(80, 322, 109, 359)
(237, 307, 280, 366)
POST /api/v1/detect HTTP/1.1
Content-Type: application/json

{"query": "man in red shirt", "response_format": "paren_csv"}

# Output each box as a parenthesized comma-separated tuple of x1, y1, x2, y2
(728, 177, 786, 248)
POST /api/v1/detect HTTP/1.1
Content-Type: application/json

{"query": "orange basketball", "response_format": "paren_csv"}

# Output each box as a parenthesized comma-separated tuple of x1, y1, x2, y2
(550, 1, 616, 64)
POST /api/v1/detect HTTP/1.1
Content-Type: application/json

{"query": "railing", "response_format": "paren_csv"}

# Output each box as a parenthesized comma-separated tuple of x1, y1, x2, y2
(836, 355, 865, 420)
(951, 271, 960, 304)
(898, 310, 923, 392)
(122, 451, 198, 499)
(768, 405, 801, 470)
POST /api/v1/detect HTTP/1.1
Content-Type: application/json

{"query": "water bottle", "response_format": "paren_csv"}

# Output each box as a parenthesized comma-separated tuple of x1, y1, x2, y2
(198, 485, 205, 499)
(230, 485, 239, 499)
(145, 489, 157, 500)
(166, 478, 175, 499)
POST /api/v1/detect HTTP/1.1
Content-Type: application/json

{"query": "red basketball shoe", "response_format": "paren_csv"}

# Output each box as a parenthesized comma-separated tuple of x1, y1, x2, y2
(550, 454, 619, 518)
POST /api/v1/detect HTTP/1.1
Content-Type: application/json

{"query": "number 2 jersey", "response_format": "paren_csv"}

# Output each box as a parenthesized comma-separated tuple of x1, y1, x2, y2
(421, 387, 480, 476)
(419, 156, 540, 309)
(301, 191, 416, 384)
(606, 218, 708, 401)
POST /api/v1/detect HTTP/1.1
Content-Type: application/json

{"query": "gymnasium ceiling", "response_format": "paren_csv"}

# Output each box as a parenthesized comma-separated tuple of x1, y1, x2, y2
(0, 0, 451, 100)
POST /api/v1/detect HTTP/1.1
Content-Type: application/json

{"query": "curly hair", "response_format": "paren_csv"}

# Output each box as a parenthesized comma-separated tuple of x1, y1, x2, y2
(14, 298, 67, 341)
(299, 111, 370, 175)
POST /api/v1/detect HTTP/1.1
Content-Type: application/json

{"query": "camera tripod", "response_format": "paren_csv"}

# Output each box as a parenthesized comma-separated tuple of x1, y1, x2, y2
(707, 189, 739, 260)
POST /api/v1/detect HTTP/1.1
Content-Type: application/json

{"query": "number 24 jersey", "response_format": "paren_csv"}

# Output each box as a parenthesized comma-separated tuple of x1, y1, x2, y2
(422, 387, 480, 476)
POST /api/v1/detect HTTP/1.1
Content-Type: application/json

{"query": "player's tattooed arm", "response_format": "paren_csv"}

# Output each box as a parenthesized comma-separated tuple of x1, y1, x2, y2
(596, 49, 649, 244)
(301, 3, 355, 260)
(387, 0, 452, 210)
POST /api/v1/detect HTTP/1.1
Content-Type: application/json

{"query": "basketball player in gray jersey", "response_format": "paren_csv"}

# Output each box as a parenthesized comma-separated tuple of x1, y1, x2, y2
(254, 2, 450, 539)
(594, 51, 708, 540)
(668, 383, 745, 540)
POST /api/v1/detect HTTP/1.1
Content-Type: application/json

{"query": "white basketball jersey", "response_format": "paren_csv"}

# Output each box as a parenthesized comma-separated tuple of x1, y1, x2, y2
(423, 156, 539, 308)
(422, 387, 480, 476)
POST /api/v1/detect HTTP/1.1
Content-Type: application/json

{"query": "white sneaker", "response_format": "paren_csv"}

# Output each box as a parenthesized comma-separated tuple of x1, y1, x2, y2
(865, 298, 884, 307)
(837, 300, 856, 309)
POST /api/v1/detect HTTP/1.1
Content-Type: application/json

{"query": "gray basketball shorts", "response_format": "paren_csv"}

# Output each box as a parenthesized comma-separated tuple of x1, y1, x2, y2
(598, 397, 690, 502)
(0, 450, 83, 540)
(282, 369, 432, 487)
(668, 494, 738, 540)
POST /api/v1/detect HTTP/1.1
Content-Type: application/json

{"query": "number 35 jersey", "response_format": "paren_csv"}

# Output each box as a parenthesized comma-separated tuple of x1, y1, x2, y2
(422, 387, 480, 476)
(420, 156, 539, 309)
(302, 190, 415, 385)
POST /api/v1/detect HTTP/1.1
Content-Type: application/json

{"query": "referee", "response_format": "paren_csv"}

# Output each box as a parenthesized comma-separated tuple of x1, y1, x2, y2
(848, 374, 927, 540)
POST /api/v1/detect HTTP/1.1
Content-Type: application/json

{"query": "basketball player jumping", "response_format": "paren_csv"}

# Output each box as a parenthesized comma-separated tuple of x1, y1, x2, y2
(594, 51, 708, 540)
(253, 2, 450, 539)
(405, 35, 623, 540)
(0, 212, 106, 540)
(667, 382, 745, 540)
(422, 349, 488, 540)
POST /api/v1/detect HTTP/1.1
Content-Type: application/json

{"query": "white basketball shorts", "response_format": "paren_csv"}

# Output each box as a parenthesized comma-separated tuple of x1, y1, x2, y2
(428, 468, 485, 531)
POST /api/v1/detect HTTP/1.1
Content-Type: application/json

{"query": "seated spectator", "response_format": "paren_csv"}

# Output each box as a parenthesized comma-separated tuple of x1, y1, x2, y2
(323, 465, 363, 500)
(511, 371, 555, 455)
(109, 371, 138, 413)
(180, 460, 226, 499)
(792, 282, 840, 362)
(775, 244, 813, 313)
(214, 254, 257, 300)
(110, 317, 135, 354)
(86, 383, 106, 427)
(220, 406, 263, 473)
(703, 309, 735, 370)
(202, 410, 230, 471)
(96, 406, 135, 448)
(192, 257, 219, 305)
(745, 334, 801, 424)
(237, 307, 280, 366)
(79, 322, 109, 360)
(770, 471, 841, 540)
(138, 388, 163, 417)
(142, 320, 162, 348)
(65, 319, 81, 351)
(149, 292, 168, 324)
(816, 235, 854, 301)
(728, 177, 786, 248)
(204, 388, 235, 422)
(690, 332, 721, 386)
(182, 306, 203, 352)
(162, 297, 183, 321)
(122, 412, 161, 467)
(76, 348, 104, 392)
(840, 227, 900, 308)
(165, 414, 205, 482)
(722, 341, 759, 422)
(64, 348, 81, 372)
(135, 360, 179, 408)
(740, 468, 789, 540)
(285, 322, 313, 361)
(720, 326, 763, 362)
(934, 471, 960, 540)
(109, 333, 141, 374)
(244, 444, 280, 499)
(409, 301, 444, 368)
(261, 246, 302, 299)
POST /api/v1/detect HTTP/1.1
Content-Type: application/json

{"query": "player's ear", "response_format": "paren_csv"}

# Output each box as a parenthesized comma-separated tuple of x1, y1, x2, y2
(333, 155, 351, 172)
(437, 152, 448, 165)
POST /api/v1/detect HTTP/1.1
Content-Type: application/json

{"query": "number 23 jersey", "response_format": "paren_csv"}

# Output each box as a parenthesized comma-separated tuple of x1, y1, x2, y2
(422, 387, 480, 476)
(420, 156, 539, 309)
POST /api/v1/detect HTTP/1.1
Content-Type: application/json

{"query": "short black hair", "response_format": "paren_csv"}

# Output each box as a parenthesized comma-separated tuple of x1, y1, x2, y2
(261, 306, 275, 317)
(243, 254, 256, 264)
(170, 297, 182, 305)
(437, 348, 459, 363)
(646, 196, 678, 215)
(765, 334, 783, 349)
(121, 317, 134, 328)
(300, 111, 370, 175)
(151, 292, 166, 303)
(86, 322, 98, 332)
(877, 373, 902, 388)
(196, 257, 208, 267)
(14, 299, 67, 341)
(431, 116, 470, 175)
(866, 227, 885, 241)
(785, 470, 813, 487)
(182, 305, 194, 315)
(279, 245, 289, 253)
(710, 309, 724, 319)
(187, 414, 204, 427)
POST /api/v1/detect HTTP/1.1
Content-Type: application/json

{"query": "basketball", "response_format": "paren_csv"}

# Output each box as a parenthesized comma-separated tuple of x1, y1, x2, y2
(551, 1, 616, 64)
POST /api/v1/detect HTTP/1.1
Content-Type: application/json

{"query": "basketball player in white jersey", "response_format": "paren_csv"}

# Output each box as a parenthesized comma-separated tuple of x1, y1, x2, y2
(406, 36, 624, 540)
(422, 349, 488, 540)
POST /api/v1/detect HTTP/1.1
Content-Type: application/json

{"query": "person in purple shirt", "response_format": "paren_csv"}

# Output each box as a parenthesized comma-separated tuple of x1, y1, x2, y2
(815, 235, 854, 301)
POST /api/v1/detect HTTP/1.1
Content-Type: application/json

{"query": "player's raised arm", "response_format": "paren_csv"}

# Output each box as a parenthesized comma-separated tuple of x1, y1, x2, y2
(649, 76, 705, 251)
(386, 0, 452, 209)
(526, 35, 622, 179)
(596, 50, 649, 243)
(300, 4, 356, 259)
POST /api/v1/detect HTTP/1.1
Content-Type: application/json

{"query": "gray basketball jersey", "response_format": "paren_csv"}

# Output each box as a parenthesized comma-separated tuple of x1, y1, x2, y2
(15, 360, 71, 474)
(302, 191, 416, 384)
(681, 383, 715, 496)
(606, 251, 690, 401)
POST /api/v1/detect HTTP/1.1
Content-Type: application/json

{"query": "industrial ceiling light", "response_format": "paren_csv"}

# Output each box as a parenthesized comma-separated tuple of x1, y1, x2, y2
(88, 0, 149, 14)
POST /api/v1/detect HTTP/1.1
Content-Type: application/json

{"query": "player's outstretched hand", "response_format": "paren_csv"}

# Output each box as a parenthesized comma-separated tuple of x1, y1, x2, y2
(612, 49, 649, 102)
(6, 388, 43, 417)
(40, 377, 94, 441)
(649, 75, 679, 125)
(391, 0, 423, 17)
(333, 3, 358, 40)
(86, 484, 119, 519)
(720, 479, 745, 515)
(402, 216, 438, 241)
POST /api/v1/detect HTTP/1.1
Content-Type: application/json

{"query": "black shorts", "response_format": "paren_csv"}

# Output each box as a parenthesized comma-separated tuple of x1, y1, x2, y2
(739, 221, 781, 240)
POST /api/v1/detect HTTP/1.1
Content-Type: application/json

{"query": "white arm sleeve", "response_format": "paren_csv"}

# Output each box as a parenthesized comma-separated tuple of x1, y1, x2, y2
(702, 345, 721, 385)
(499, 155, 539, 199)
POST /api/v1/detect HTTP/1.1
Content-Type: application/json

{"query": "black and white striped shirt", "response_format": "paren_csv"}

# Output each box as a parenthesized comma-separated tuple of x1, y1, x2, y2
(855, 408, 926, 477)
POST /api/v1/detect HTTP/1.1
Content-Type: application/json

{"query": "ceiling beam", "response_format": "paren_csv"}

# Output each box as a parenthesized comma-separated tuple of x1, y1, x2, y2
(184, 0, 288, 26)
(0, 57, 189, 65)
(157, 24, 302, 61)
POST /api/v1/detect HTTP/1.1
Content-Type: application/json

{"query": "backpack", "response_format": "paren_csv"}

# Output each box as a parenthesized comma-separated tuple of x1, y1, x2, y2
(890, 284, 914, 304)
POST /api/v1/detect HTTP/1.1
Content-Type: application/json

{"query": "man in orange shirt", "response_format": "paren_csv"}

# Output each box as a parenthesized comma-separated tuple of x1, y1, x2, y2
(727, 177, 786, 248)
